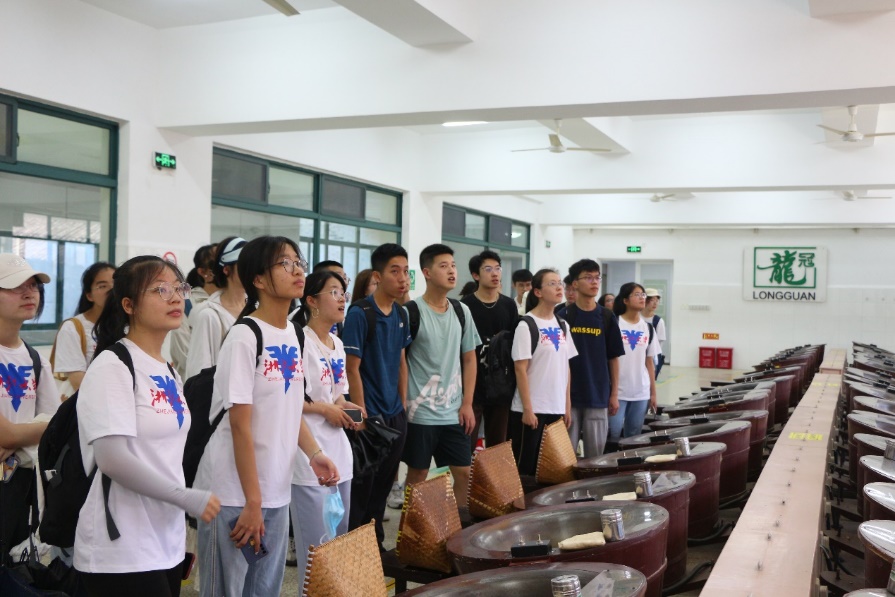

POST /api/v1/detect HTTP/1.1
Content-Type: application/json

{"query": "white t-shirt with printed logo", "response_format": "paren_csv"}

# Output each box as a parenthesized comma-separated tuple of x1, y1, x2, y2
(53, 313, 97, 374)
(618, 316, 660, 402)
(195, 317, 305, 508)
(74, 339, 190, 573)
(510, 314, 578, 415)
(292, 326, 352, 486)
(0, 343, 58, 425)
(0, 338, 58, 534)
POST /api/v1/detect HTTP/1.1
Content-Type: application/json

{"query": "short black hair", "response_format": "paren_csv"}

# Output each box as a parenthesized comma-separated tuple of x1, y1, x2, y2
(563, 273, 573, 286)
(568, 259, 600, 281)
(371, 243, 408, 273)
(512, 268, 533, 284)
(420, 243, 454, 271)
(468, 250, 501, 276)
(313, 260, 343, 273)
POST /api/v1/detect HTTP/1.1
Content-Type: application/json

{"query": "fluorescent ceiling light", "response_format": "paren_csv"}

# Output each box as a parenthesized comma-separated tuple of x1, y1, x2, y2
(442, 121, 488, 127)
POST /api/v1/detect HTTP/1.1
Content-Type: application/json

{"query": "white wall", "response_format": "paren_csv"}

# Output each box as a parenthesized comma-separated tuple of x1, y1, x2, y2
(575, 227, 895, 368)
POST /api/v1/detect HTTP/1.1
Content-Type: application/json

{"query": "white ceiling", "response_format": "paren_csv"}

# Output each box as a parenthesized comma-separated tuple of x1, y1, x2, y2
(58, 0, 895, 227)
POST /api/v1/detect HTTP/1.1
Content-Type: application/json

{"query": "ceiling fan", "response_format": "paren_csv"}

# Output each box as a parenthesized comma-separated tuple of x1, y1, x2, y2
(818, 106, 895, 142)
(840, 190, 892, 201)
(649, 193, 694, 203)
(512, 120, 611, 153)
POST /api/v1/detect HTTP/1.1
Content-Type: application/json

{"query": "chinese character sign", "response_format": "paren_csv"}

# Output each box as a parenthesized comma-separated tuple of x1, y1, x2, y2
(743, 246, 827, 302)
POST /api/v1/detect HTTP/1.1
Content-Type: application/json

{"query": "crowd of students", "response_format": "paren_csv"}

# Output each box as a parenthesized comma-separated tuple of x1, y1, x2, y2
(0, 238, 666, 596)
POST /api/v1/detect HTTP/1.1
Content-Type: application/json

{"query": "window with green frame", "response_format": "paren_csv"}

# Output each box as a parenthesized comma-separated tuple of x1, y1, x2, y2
(0, 94, 117, 345)
(210, 149, 401, 285)
(441, 204, 530, 297)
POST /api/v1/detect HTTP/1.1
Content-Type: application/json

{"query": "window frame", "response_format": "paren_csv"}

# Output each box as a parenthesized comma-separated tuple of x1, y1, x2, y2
(210, 148, 402, 272)
(0, 93, 118, 339)
(441, 203, 530, 265)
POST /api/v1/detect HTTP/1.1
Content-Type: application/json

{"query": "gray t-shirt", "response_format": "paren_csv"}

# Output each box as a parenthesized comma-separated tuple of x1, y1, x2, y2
(404, 298, 481, 425)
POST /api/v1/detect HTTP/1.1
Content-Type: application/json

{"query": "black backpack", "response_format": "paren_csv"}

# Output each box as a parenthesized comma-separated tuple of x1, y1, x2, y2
(38, 343, 139, 547)
(182, 318, 305, 488)
(347, 298, 410, 346)
(479, 314, 568, 405)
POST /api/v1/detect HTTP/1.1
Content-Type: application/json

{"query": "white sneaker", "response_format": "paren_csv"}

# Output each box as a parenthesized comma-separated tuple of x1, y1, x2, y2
(286, 537, 297, 567)
(382, 509, 391, 522)
(387, 482, 405, 509)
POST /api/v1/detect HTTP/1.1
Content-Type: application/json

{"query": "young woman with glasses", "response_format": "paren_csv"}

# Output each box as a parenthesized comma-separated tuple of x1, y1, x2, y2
(195, 236, 339, 597)
(289, 270, 362, 588)
(606, 282, 659, 452)
(74, 256, 221, 597)
(508, 268, 578, 475)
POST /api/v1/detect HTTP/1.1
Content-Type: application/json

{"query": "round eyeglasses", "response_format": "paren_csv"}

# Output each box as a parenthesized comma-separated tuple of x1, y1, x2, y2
(148, 282, 191, 302)
(315, 289, 351, 302)
(272, 258, 309, 274)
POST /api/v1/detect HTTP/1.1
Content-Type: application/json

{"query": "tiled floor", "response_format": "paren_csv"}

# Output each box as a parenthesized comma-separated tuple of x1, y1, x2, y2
(181, 364, 745, 596)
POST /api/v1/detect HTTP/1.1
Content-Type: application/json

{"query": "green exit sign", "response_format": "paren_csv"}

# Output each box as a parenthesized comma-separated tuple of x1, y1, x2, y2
(154, 152, 177, 170)
(627, 246, 642, 253)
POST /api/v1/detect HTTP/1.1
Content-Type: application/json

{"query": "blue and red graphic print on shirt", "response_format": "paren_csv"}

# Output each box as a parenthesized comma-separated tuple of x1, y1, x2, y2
(264, 344, 300, 393)
(331, 358, 345, 385)
(539, 327, 563, 352)
(0, 363, 34, 412)
(150, 375, 186, 428)
(621, 330, 645, 352)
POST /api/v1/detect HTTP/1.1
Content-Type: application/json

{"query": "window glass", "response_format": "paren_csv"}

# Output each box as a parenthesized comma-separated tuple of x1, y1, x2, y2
(493, 249, 529, 297)
(448, 242, 485, 299)
(321, 179, 364, 219)
(324, 222, 357, 243)
(17, 109, 110, 175)
(212, 153, 266, 203)
(0, 102, 11, 160)
(466, 213, 486, 240)
(210, 205, 311, 260)
(358, 227, 397, 246)
(269, 167, 314, 211)
(489, 216, 512, 246)
(0, 237, 59, 327)
(442, 206, 464, 237)
(366, 191, 398, 225)
(511, 223, 528, 248)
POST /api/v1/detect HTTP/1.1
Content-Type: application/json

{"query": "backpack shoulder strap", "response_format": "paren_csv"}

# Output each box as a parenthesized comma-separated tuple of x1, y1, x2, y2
(405, 300, 421, 341)
(601, 306, 613, 331)
(652, 314, 660, 328)
(448, 298, 466, 332)
(352, 300, 378, 345)
(107, 342, 137, 390)
(24, 341, 42, 386)
(647, 322, 655, 348)
(523, 315, 539, 354)
(234, 318, 265, 363)
(555, 315, 569, 338)
(563, 304, 578, 329)
(71, 316, 87, 356)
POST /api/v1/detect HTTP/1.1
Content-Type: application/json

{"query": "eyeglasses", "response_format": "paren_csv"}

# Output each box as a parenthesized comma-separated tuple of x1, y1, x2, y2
(482, 266, 502, 274)
(631, 292, 647, 298)
(148, 282, 192, 302)
(3, 281, 42, 295)
(577, 274, 602, 283)
(542, 281, 563, 288)
(315, 289, 351, 302)
(272, 258, 308, 274)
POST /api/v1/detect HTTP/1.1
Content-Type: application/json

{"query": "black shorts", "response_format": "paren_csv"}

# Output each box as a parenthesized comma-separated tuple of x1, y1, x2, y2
(402, 422, 472, 470)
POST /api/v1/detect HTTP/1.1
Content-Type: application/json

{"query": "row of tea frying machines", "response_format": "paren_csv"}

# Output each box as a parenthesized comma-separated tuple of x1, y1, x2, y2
(398, 345, 826, 597)
(818, 343, 895, 597)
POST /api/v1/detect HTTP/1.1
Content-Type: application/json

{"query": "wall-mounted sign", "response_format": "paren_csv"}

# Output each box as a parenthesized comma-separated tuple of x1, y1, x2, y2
(627, 246, 642, 253)
(702, 333, 719, 340)
(409, 270, 416, 291)
(743, 246, 827, 302)
(154, 152, 177, 170)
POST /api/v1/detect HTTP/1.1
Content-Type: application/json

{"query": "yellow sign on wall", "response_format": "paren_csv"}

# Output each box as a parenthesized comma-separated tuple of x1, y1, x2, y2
(702, 333, 719, 340)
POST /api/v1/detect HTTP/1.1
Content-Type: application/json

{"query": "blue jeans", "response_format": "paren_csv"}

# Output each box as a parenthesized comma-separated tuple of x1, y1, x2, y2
(198, 504, 289, 597)
(290, 482, 351, 592)
(608, 400, 650, 442)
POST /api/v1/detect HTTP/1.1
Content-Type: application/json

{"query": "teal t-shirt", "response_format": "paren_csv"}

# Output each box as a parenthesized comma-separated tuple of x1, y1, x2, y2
(404, 298, 481, 425)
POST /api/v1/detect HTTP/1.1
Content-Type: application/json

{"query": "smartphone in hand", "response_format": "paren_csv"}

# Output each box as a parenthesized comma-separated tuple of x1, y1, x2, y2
(346, 408, 363, 424)
(228, 517, 270, 564)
